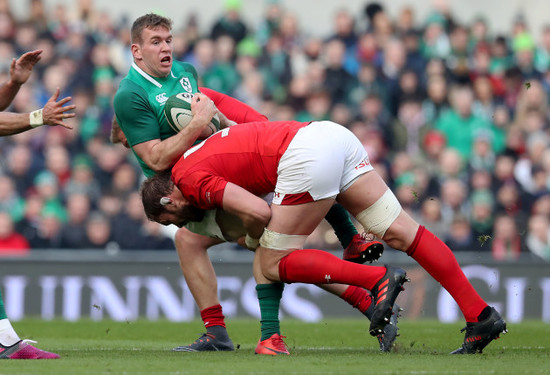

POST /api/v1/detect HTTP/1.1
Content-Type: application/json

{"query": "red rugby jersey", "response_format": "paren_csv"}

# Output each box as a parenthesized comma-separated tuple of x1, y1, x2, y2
(171, 121, 309, 209)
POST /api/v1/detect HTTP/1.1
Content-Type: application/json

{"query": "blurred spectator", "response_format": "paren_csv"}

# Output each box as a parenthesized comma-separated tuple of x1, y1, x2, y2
(202, 35, 240, 94)
(469, 189, 495, 242)
(322, 39, 355, 104)
(469, 131, 496, 171)
(81, 211, 116, 250)
(111, 192, 150, 250)
(439, 177, 469, 226)
(490, 214, 522, 261)
(15, 193, 44, 242)
(446, 213, 482, 252)
(63, 154, 101, 202)
(446, 25, 470, 82)
(435, 85, 495, 159)
(526, 214, 550, 260)
(210, 0, 248, 44)
(255, 1, 284, 45)
(32, 170, 67, 222)
(110, 162, 139, 200)
(59, 192, 91, 249)
(4, 144, 38, 195)
(28, 205, 65, 249)
(0, 212, 30, 255)
(0, 175, 25, 222)
(392, 96, 429, 158)
(140, 220, 175, 250)
(422, 73, 449, 123)
(413, 197, 447, 239)
(44, 145, 72, 188)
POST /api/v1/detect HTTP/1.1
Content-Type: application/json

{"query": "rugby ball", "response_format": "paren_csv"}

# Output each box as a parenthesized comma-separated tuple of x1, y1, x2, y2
(164, 92, 220, 134)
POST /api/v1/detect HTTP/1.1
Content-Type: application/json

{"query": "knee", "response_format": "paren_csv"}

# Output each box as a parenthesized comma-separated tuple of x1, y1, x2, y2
(174, 228, 191, 250)
(259, 248, 288, 282)
(382, 217, 419, 251)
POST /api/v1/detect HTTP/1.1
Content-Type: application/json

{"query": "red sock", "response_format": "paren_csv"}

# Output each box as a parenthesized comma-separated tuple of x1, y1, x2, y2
(278, 249, 386, 290)
(341, 286, 373, 314)
(200, 304, 226, 329)
(407, 226, 487, 322)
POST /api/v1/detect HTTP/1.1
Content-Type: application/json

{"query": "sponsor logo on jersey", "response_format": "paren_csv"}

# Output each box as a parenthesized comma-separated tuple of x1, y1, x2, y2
(354, 157, 370, 170)
(180, 77, 192, 92)
(156, 93, 168, 104)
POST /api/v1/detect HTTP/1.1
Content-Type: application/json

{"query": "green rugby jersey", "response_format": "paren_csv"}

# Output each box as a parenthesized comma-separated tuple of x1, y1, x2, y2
(113, 61, 199, 177)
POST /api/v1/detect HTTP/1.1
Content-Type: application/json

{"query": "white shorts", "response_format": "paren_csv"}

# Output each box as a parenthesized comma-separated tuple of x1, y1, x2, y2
(272, 121, 373, 205)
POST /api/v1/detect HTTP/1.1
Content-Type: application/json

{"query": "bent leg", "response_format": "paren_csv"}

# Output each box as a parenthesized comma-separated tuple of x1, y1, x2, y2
(175, 227, 223, 311)
(338, 172, 488, 322)
(174, 227, 234, 352)
(258, 200, 387, 289)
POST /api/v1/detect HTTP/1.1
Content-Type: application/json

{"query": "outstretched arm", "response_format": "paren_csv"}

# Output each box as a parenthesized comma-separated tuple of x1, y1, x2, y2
(0, 50, 42, 110)
(199, 87, 268, 124)
(0, 88, 75, 136)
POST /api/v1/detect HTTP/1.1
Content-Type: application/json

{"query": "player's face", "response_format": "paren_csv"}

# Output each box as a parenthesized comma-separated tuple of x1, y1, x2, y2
(157, 199, 205, 228)
(134, 26, 173, 77)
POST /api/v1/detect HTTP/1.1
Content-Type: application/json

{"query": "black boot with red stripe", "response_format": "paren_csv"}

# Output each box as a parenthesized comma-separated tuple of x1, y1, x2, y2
(369, 265, 409, 336)
(450, 306, 507, 354)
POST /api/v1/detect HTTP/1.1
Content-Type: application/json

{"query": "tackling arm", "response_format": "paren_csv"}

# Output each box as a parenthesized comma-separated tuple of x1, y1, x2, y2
(200, 87, 268, 124)
(222, 182, 271, 242)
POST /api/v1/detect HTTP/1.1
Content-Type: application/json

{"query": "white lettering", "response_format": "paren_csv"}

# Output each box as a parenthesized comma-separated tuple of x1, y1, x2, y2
(540, 278, 550, 323)
(144, 276, 194, 321)
(217, 276, 242, 318)
(3, 276, 27, 321)
(281, 284, 324, 322)
(63, 276, 84, 321)
(505, 278, 528, 323)
(40, 276, 57, 320)
(89, 276, 136, 321)
(241, 277, 261, 319)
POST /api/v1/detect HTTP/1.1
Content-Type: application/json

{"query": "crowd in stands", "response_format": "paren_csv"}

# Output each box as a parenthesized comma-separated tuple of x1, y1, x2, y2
(0, 0, 549, 262)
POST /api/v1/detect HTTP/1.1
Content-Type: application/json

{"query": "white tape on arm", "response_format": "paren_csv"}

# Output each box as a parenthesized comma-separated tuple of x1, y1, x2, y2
(29, 108, 44, 127)
(245, 233, 260, 249)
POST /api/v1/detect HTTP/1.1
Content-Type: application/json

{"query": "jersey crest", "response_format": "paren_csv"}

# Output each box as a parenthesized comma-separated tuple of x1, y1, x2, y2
(180, 77, 192, 93)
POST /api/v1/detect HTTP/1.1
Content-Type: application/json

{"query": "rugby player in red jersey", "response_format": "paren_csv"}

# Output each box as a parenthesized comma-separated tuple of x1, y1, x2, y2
(142, 120, 507, 355)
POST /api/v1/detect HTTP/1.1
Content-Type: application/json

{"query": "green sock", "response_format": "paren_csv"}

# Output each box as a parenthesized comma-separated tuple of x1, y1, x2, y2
(256, 283, 284, 341)
(325, 204, 358, 248)
(0, 289, 7, 320)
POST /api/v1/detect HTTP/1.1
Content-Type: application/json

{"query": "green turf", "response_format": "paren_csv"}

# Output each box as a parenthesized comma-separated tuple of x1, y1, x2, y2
(1, 319, 548, 375)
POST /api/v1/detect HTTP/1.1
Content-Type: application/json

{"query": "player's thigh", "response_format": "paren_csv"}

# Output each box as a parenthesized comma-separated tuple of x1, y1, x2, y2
(267, 199, 335, 235)
(336, 170, 390, 217)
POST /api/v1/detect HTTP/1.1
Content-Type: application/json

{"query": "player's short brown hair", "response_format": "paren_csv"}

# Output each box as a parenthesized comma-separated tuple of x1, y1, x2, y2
(131, 13, 173, 45)
(140, 170, 174, 222)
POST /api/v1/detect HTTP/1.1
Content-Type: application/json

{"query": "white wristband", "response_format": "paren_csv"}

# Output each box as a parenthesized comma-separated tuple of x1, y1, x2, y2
(29, 108, 44, 127)
(245, 234, 260, 249)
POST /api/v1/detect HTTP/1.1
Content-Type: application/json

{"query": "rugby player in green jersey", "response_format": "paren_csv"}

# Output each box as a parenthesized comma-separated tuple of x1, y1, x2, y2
(113, 13, 389, 353)
(0, 50, 75, 360)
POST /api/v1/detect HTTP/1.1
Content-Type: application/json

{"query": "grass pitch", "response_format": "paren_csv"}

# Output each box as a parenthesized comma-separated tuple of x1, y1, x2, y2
(1, 319, 548, 375)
